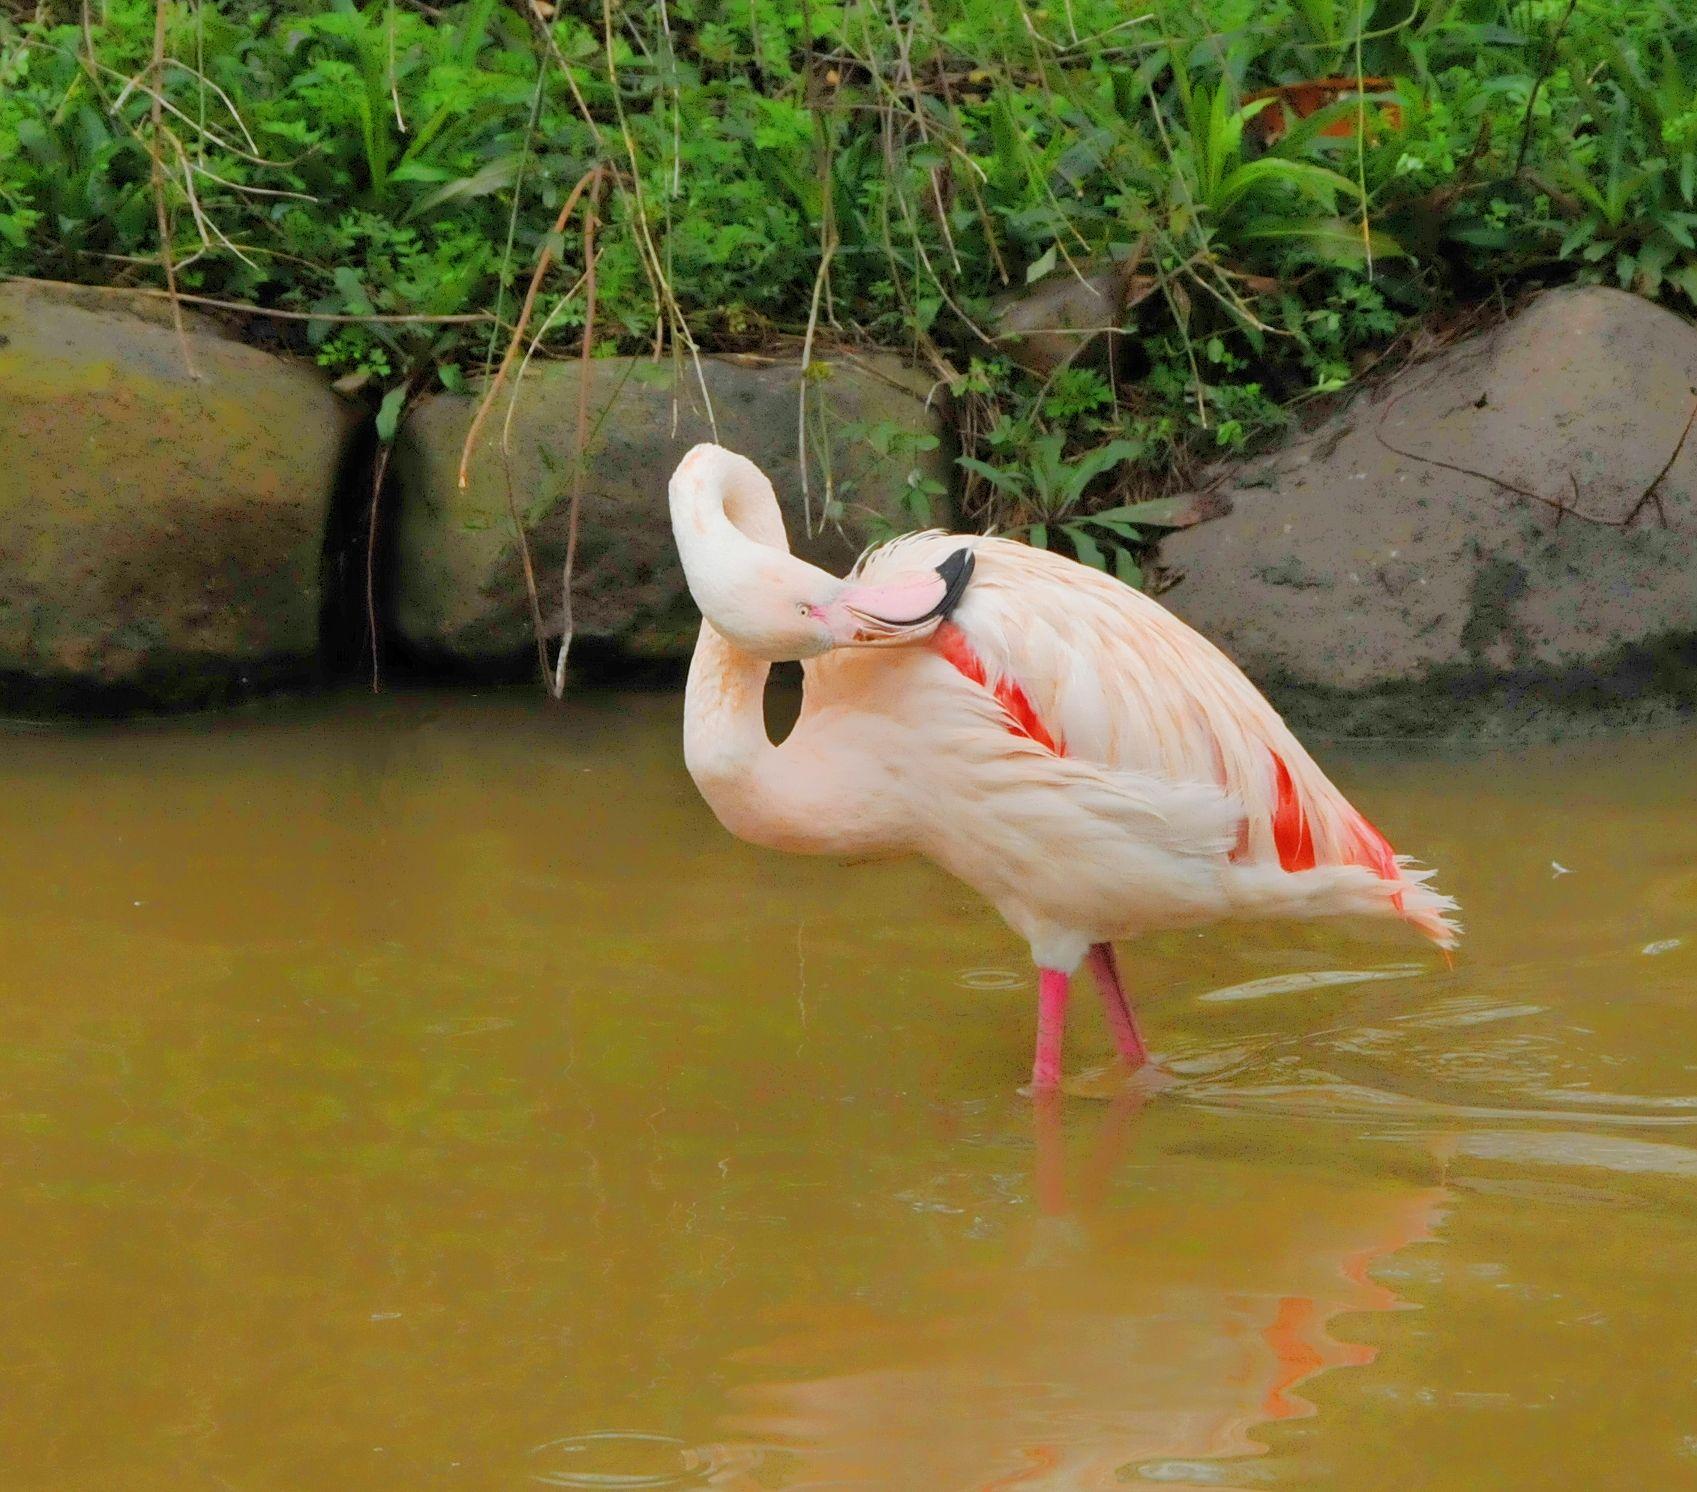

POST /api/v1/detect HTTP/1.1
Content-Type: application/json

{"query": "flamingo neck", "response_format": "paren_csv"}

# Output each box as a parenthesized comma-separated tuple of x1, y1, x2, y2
(675, 447, 785, 808)
(670, 445, 789, 583)
(682, 620, 781, 836)
(673, 444, 838, 850)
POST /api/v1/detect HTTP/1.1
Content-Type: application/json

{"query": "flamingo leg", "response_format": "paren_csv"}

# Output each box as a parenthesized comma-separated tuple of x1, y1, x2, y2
(1032, 968, 1071, 1091)
(1086, 942, 1148, 1068)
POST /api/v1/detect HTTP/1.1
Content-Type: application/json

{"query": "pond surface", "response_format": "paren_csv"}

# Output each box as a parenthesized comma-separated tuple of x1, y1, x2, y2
(2, 690, 1695, 1491)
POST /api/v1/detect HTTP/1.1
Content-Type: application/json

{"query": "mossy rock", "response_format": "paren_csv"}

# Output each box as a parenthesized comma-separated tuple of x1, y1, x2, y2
(0, 281, 360, 714)
(390, 353, 955, 667)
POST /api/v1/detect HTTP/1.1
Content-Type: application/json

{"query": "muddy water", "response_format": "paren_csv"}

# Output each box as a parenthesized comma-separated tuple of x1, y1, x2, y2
(0, 691, 1694, 1491)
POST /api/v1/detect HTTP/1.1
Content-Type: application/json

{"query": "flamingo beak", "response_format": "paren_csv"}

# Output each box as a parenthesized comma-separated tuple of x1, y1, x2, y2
(817, 547, 975, 647)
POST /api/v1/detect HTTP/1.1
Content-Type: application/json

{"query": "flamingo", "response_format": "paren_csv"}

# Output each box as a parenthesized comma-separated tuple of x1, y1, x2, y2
(669, 443, 1458, 1092)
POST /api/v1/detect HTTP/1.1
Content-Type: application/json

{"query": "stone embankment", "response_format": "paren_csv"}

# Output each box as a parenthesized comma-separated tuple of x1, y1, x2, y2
(2, 277, 1693, 738)
(0, 280, 949, 708)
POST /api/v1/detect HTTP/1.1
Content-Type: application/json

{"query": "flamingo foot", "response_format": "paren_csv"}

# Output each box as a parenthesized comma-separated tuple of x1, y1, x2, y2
(1024, 967, 1071, 1093)
(1086, 941, 1149, 1069)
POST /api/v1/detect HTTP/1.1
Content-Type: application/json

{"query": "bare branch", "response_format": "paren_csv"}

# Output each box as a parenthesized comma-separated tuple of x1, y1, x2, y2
(1623, 389, 1697, 529)
(146, 0, 196, 379)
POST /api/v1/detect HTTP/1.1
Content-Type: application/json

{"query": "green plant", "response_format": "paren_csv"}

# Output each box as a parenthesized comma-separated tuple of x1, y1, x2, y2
(1544, 27, 1697, 301)
(841, 418, 948, 532)
(1, 0, 1692, 597)
(960, 435, 1191, 584)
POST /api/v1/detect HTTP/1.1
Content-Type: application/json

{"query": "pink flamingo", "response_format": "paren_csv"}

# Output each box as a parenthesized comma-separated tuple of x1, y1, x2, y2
(670, 444, 1458, 1091)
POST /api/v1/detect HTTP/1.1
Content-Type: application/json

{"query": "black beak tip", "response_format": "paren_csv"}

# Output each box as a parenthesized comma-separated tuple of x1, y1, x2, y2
(929, 547, 975, 620)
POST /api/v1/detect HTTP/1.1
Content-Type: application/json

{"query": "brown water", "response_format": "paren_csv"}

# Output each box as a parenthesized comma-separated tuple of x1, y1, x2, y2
(1, 690, 1694, 1491)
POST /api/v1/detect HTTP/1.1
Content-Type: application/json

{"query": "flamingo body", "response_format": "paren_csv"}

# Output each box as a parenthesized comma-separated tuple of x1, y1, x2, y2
(670, 445, 1458, 1089)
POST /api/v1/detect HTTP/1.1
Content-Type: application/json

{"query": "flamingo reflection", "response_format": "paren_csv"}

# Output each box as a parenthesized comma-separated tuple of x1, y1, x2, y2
(706, 1094, 1447, 1491)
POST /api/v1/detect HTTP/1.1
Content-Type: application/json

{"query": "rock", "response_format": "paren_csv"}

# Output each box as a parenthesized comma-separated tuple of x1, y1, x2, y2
(989, 260, 1156, 377)
(391, 353, 953, 668)
(1157, 287, 1697, 739)
(0, 281, 360, 713)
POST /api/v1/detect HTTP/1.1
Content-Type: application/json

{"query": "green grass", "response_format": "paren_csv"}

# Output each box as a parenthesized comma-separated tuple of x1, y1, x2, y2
(2, 0, 1694, 576)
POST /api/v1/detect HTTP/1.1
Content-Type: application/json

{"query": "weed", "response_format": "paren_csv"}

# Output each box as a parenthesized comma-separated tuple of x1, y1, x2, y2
(1, 0, 1692, 586)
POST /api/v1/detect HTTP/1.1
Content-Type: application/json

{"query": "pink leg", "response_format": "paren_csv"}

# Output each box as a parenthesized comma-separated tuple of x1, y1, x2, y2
(1086, 942, 1148, 1068)
(1032, 968, 1071, 1091)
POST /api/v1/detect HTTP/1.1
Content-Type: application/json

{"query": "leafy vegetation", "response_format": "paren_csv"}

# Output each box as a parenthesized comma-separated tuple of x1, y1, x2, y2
(1, 0, 1694, 577)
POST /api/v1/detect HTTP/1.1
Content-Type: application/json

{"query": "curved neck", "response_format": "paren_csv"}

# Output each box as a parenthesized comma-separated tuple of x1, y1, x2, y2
(674, 445, 853, 851)
(684, 618, 773, 792)
(675, 446, 782, 791)
(675, 446, 787, 843)
(670, 444, 790, 577)
(687, 619, 845, 852)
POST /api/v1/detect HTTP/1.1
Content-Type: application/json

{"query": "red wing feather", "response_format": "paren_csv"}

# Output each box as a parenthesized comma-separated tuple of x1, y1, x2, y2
(933, 621, 1065, 756)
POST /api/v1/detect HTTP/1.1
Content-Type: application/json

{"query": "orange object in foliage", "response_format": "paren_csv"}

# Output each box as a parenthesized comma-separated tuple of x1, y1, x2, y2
(1246, 77, 1401, 145)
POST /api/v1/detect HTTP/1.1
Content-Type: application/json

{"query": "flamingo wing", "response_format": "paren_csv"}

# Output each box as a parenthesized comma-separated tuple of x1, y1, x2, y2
(792, 642, 1254, 957)
(851, 533, 1459, 948)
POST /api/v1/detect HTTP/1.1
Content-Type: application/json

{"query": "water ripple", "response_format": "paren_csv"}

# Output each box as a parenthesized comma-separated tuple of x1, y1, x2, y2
(528, 1431, 759, 1488)
(1195, 965, 1423, 1004)
(1179, 1078, 1697, 1129)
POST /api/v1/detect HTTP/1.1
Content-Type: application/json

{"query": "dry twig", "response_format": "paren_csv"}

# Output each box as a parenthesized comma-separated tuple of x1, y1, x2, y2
(145, 0, 195, 377)
(1373, 421, 1626, 528)
(1373, 381, 1697, 532)
(456, 166, 605, 492)
(1624, 389, 1697, 529)
(456, 167, 605, 694)
(552, 175, 605, 699)
(367, 438, 394, 692)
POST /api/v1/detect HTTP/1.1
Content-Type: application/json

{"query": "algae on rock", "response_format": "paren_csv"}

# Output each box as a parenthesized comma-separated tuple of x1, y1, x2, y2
(0, 281, 360, 713)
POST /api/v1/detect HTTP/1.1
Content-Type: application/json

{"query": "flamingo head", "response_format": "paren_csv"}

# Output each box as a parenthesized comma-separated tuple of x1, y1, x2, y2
(668, 444, 974, 661)
(685, 536, 974, 662)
